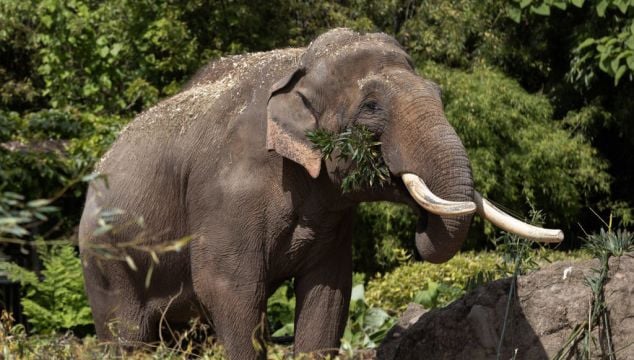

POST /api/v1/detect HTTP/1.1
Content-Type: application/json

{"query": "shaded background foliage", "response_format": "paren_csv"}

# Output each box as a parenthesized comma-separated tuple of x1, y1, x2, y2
(0, 0, 631, 275)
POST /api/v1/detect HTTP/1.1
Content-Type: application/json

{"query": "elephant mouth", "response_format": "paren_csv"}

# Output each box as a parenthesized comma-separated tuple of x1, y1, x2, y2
(394, 172, 564, 244)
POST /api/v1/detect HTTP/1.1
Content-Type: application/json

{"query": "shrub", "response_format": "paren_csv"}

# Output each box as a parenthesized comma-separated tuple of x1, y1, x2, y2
(341, 281, 395, 354)
(0, 111, 23, 142)
(0, 240, 92, 334)
(398, 0, 508, 68)
(366, 252, 502, 312)
(24, 110, 92, 140)
(352, 202, 416, 275)
(0, 110, 126, 235)
(366, 249, 590, 313)
(267, 282, 295, 337)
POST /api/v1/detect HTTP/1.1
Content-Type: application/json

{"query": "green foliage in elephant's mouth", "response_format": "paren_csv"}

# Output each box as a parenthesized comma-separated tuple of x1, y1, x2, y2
(307, 125, 390, 192)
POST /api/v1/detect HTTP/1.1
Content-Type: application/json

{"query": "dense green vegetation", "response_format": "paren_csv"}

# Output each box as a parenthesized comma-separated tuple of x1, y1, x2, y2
(0, 240, 92, 334)
(1, 0, 633, 356)
(1, 0, 632, 250)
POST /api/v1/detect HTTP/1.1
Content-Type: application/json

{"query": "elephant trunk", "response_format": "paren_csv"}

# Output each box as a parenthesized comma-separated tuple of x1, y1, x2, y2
(382, 82, 474, 263)
(411, 123, 474, 263)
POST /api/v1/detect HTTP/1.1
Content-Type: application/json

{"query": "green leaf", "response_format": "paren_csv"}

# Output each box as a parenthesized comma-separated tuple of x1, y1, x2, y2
(615, 0, 629, 13)
(125, 255, 138, 271)
(41, 15, 53, 28)
(519, 0, 532, 9)
(0, 217, 25, 226)
(272, 323, 294, 337)
(92, 223, 112, 236)
(144, 263, 154, 288)
(351, 284, 365, 302)
(599, 54, 610, 72)
(99, 46, 110, 58)
(364, 308, 390, 329)
(531, 3, 551, 15)
(96, 36, 107, 46)
(627, 55, 634, 70)
(507, 6, 522, 23)
(38, 64, 52, 75)
(614, 65, 627, 85)
(577, 38, 596, 50)
(307, 125, 389, 192)
(611, 57, 621, 73)
(110, 43, 123, 56)
(571, 0, 585, 8)
(26, 199, 52, 208)
(596, 0, 609, 16)
(100, 74, 112, 90)
(82, 83, 99, 96)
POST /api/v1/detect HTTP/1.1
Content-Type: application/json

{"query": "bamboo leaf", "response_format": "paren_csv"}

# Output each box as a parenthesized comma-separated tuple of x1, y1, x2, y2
(614, 65, 627, 85)
(125, 255, 137, 271)
(531, 3, 551, 15)
(145, 263, 154, 288)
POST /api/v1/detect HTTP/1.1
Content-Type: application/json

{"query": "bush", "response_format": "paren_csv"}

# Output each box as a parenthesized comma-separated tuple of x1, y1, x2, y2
(366, 249, 590, 313)
(341, 280, 395, 354)
(0, 0, 375, 116)
(0, 110, 125, 236)
(23, 110, 92, 140)
(366, 252, 502, 312)
(266, 282, 295, 337)
(0, 111, 23, 142)
(352, 202, 416, 275)
(0, 241, 92, 334)
(0, 109, 126, 192)
(398, 0, 508, 68)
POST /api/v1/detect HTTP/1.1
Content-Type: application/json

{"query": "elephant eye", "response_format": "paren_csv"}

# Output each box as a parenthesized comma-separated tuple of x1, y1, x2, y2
(356, 99, 386, 135)
(362, 100, 380, 113)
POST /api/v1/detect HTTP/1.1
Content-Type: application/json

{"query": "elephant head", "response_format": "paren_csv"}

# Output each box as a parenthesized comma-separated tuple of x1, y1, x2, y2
(267, 29, 562, 263)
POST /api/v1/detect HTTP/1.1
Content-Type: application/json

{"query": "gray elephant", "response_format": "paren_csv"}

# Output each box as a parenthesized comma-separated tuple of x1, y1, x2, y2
(78, 28, 562, 358)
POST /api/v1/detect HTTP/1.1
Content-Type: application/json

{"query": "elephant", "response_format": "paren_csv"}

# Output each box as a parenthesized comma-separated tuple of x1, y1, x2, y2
(78, 28, 562, 359)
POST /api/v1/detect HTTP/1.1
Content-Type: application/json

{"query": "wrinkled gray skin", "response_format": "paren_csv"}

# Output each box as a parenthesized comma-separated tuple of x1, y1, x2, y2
(79, 29, 473, 359)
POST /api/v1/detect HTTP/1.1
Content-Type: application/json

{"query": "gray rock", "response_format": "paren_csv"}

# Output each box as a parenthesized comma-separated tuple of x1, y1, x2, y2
(377, 254, 634, 360)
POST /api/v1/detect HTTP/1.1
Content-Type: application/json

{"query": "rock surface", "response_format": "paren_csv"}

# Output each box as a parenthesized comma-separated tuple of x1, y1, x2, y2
(378, 254, 634, 360)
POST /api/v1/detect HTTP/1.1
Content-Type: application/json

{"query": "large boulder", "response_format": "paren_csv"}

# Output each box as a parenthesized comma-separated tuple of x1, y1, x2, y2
(378, 255, 634, 359)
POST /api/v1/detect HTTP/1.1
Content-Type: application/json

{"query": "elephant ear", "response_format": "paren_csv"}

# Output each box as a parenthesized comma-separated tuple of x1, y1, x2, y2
(266, 69, 322, 178)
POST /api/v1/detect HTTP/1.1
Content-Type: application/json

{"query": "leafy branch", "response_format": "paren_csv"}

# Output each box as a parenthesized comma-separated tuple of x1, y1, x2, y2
(306, 125, 390, 192)
(507, 0, 634, 86)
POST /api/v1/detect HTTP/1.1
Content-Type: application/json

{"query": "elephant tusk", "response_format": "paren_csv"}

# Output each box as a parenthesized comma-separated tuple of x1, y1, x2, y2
(474, 191, 564, 243)
(402, 173, 477, 216)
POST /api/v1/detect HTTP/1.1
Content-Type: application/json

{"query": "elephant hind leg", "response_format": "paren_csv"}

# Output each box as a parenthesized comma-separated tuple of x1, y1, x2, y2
(83, 264, 162, 347)
(88, 290, 162, 347)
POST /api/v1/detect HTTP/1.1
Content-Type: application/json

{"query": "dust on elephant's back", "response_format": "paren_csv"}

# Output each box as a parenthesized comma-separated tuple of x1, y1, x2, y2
(97, 49, 303, 175)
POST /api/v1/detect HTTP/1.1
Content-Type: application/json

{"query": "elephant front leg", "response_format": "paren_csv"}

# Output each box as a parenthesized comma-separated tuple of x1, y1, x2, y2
(193, 264, 268, 359)
(293, 251, 352, 356)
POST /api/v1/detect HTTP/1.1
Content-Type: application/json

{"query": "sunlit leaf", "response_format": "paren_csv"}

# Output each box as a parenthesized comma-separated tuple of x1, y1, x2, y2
(125, 255, 137, 271)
